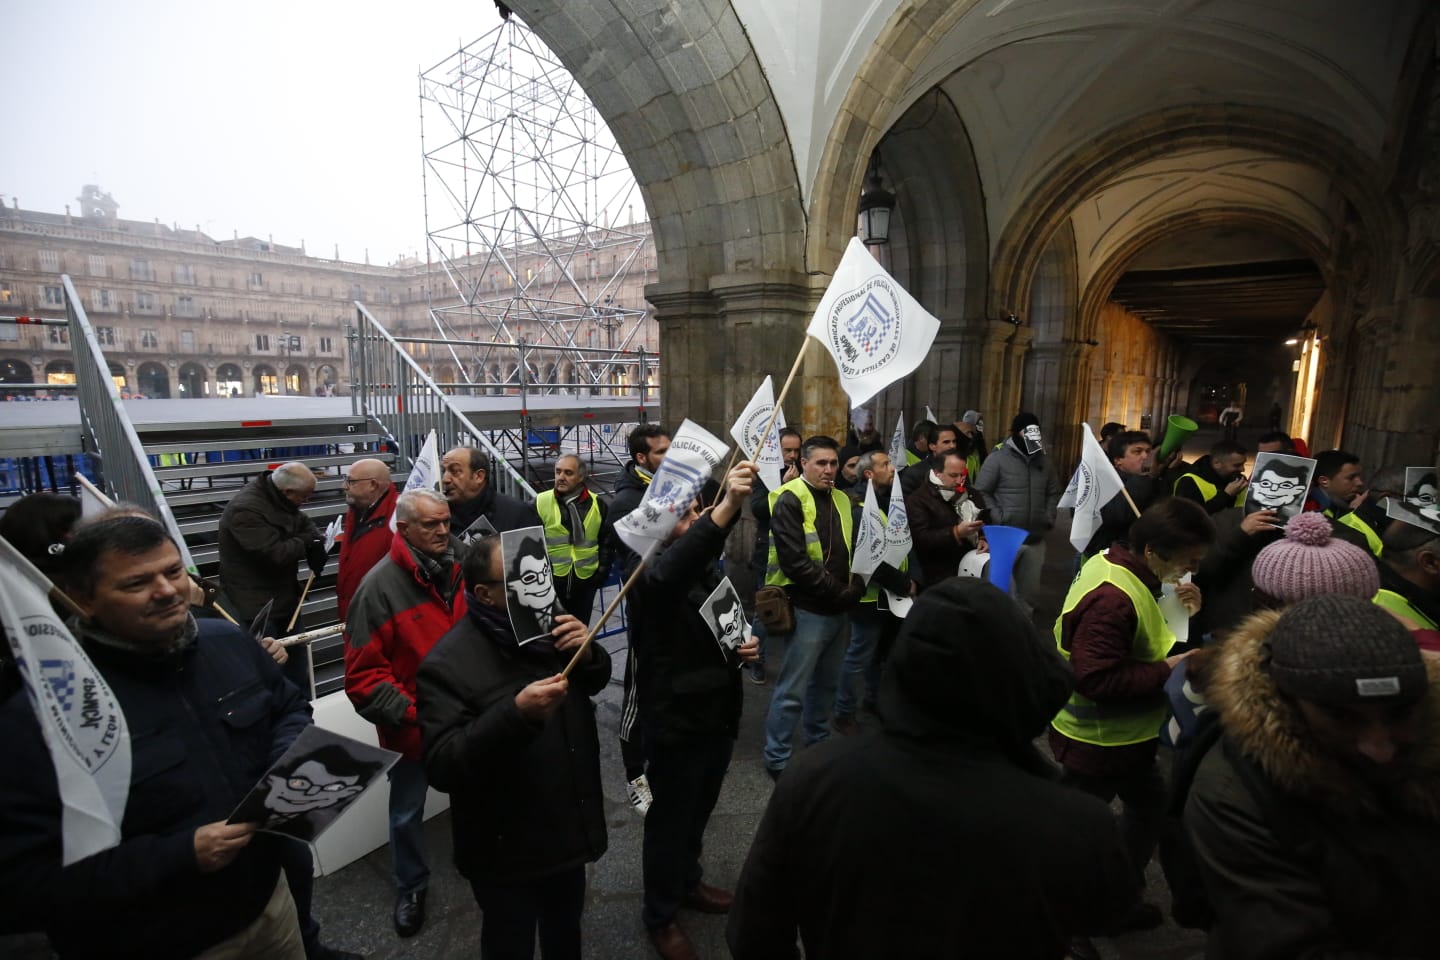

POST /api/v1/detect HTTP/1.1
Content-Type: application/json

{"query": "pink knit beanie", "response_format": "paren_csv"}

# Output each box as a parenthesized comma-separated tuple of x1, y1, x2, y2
(1251, 511, 1380, 604)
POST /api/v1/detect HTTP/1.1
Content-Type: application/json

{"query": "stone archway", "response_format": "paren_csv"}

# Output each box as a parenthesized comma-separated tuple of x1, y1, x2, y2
(44, 360, 75, 386)
(252, 364, 278, 396)
(283, 364, 309, 396)
(217, 363, 243, 398)
(177, 362, 206, 399)
(107, 362, 127, 393)
(0, 358, 32, 384)
(136, 361, 170, 399)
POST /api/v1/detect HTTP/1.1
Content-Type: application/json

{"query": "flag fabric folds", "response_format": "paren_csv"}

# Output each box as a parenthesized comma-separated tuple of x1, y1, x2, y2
(729, 375, 787, 492)
(74, 474, 114, 519)
(806, 237, 942, 407)
(889, 413, 906, 469)
(1058, 423, 1127, 552)
(615, 419, 730, 563)
(390, 429, 442, 532)
(0, 537, 131, 865)
(882, 485, 913, 571)
(851, 479, 886, 583)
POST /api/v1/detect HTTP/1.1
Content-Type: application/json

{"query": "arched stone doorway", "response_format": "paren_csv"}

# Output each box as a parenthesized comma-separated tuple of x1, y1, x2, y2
(283, 364, 309, 396)
(217, 363, 243, 398)
(177, 362, 207, 399)
(137, 361, 170, 399)
(108, 362, 127, 393)
(252, 364, 279, 397)
(0, 358, 32, 384)
(316, 364, 338, 396)
(44, 360, 75, 386)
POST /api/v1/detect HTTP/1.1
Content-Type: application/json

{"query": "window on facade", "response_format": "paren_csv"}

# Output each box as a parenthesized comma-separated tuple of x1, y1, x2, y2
(88, 255, 107, 277)
(47, 327, 69, 344)
(130, 259, 152, 281)
(255, 334, 270, 351)
(140, 329, 159, 348)
(92, 289, 113, 311)
(350, 284, 362, 300)
(135, 292, 156, 311)
(0, 282, 15, 303)
(378, 286, 389, 302)
(175, 263, 195, 284)
(96, 326, 116, 346)
(0, 325, 17, 342)
(176, 295, 196, 317)
(320, 336, 333, 353)
(179, 330, 195, 352)
(249, 271, 263, 289)
(38, 250, 61, 272)
(42, 285, 64, 307)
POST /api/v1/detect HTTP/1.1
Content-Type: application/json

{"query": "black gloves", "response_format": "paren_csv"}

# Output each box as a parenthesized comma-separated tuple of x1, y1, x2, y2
(306, 539, 328, 576)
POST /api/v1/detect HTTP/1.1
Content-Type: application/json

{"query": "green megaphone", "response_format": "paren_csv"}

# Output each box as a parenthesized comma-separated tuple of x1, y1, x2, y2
(1157, 415, 1198, 460)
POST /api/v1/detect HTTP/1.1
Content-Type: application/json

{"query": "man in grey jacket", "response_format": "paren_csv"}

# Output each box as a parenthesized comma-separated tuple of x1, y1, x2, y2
(973, 412, 1060, 617)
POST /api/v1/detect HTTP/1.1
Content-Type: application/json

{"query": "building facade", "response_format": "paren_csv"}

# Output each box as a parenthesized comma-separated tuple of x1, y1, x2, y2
(0, 187, 658, 400)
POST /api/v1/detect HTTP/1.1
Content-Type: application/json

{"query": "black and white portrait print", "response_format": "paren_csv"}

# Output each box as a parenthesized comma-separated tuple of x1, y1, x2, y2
(502, 525, 568, 645)
(1387, 496, 1440, 538)
(699, 577, 748, 664)
(1245, 453, 1316, 522)
(1405, 467, 1437, 514)
(229, 726, 397, 842)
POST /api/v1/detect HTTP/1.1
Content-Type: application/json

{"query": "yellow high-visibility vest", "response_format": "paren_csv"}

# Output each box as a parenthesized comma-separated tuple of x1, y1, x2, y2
(765, 478, 854, 588)
(1374, 588, 1436, 629)
(1325, 508, 1384, 557)
(1051, 553, 1176, 747)
(535, 489, 602, 579)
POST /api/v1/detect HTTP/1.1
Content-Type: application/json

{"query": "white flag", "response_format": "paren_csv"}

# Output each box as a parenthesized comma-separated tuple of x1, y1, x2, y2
(729, 376, 786, 491)
(883, 588, 914, 619)
(0, 537, 130, 865)
(806, 237, 942, 407)
(323, 515, 344, 553)
(889, 412, 907, 468)
(74, 474, 114, 519)
(883, 487, 913, 571)
(390, 429, 442, 532)
(615, 419, 729, 563)
(851, 479, 887, 583)
(924, 405, 938, 425)
(1058, 423, 1127, 552)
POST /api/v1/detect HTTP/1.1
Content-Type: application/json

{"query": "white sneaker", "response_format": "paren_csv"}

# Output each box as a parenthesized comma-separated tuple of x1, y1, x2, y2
(626, 774, 653, 816)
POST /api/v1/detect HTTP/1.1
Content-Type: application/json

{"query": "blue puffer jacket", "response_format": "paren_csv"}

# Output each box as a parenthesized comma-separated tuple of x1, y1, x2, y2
(0, 618, 312, 959)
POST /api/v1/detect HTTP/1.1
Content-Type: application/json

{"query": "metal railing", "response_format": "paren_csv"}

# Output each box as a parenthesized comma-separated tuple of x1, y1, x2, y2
(349, 302, 537, 500)
(61, 274, 200, 572)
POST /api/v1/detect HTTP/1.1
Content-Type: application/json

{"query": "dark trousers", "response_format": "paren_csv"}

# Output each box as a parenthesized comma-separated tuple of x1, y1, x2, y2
(642, 733, 735, 929)
(1061, 761, 1167, 890)
(470, 865, 586, 960)
(558, 577, 599, 626)
(279, 838, 320, 952)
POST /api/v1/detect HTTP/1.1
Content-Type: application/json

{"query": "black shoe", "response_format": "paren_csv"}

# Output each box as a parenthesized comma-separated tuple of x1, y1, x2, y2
(393, 889, 426, 938)
(308, 944, 365, 960)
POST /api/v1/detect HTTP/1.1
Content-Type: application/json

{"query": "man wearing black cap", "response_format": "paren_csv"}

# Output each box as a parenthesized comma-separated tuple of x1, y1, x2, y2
(727, 579, 1133, 957)
(1185, 595, 1440, 957)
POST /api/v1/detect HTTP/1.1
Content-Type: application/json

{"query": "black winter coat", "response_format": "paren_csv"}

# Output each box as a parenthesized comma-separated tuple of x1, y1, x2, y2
(629, 513, 742, 745)
(451, 482, 540, 542)
(727, 578, 1133, 959)
(417, 606, 611, 884)
(770, 480, 862, 614)
(217, 472, 323, 621)
(0, 619, 312, 959)
(602, 460, 650, 577)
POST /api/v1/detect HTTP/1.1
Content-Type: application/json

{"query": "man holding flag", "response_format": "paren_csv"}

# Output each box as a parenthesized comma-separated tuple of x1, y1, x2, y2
(0, 516, 313, 958)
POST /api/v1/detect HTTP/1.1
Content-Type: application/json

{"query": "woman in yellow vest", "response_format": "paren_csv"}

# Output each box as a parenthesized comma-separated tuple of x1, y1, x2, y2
(1050, 497, 1214, 933)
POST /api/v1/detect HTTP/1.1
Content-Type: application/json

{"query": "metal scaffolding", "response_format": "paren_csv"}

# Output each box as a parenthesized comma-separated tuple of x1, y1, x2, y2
(419, 16, 651, 395)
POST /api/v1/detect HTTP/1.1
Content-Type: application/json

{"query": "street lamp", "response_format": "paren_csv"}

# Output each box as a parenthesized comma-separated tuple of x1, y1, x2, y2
(857, 154, 896, 246)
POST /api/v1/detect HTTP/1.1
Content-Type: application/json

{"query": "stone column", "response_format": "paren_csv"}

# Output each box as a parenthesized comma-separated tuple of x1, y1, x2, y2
(1053, 342, 1098, 470)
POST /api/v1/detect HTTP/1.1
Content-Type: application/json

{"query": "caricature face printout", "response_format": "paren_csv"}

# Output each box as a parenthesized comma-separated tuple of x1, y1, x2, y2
(501, 525, 568, 645)
(228, 725, 398, 843)
(1245, 452, 1316, 523)
(699, 577, 748, 665)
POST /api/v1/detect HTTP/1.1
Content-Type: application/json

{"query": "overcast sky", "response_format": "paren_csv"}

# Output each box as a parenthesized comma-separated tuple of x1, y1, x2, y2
(3, 0, 512, 265)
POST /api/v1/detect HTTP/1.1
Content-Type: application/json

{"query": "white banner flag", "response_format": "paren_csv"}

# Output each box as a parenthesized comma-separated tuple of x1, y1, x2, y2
(390, 429, 442, 532)
(615, 419, 729, 563)
(883, 486, 913, 571)
(74, 473, 114, 520)
(925, 405, 938, 425)
(889, 412, 907, 468)
(729, 376, 786, 491)
(851, 479, 887, 583)
(806, 237, 942, 407)
(323, 515, 344, 553)
(1058, 423, 1127, 552)
(0, 537, 130, 865)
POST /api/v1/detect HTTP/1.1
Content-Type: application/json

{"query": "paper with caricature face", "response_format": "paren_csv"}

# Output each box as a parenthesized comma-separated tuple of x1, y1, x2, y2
(501, 525, 569, 646)
(1245, 452, 1316, 523)
(228, 725, 398, 843)
(1404, 467, 1438, 511)
(1388, 495, 1440, 537)
(699, 577, 749, 665)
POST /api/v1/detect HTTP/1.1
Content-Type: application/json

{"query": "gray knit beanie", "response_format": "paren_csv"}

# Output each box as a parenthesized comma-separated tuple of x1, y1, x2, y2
(1267, 595, 1427, 705)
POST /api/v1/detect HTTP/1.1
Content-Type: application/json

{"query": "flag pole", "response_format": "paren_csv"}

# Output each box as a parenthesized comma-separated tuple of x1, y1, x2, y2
(560, 559, 648, 679)
(210, 600, 240, 625)
(1122, 487, 1142, 518)
(710, 338, 811, 507)
(287, 574, 315, 632)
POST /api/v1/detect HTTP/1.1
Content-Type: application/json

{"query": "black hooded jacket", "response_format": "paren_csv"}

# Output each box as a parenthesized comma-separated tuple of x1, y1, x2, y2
(727, 579, 1133, 959)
